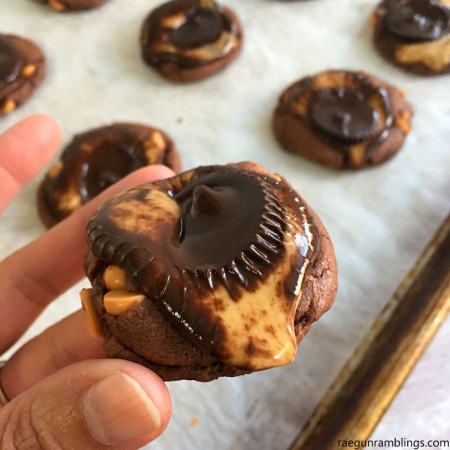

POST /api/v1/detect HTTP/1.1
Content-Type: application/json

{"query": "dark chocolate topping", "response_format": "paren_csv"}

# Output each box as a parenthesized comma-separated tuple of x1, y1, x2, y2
(89, 167, 285, 278)
(141, 0, 240, 72)
(386, 0, 450, 42)
(80, 142, 148, 201)
(88, 165, 317, 365)
(39, 125, 175, 227)
(309, 87, 379, 143)
(169, 5, 223, 49)
(0, 37, 23, 86)
(88, 166, 286, 323)
(173, 172, 270, 269)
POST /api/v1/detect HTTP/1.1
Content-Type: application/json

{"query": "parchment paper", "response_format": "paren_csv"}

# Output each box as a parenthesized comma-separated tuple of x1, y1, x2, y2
(1, 0, 449, 448)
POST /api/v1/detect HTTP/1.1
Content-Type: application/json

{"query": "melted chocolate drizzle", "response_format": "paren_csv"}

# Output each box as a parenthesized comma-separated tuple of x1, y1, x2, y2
(87, 165, 317, 360)
(89, 168, 287, 333)
(309, 87, 379, 143)
(386, 0, 450, 42)
(0, 37, 23, 86)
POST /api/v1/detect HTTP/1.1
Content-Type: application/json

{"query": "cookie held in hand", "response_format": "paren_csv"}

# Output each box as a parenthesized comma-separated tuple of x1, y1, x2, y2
(37, 123, 180, 228)
(0, 34, 45, 116)
(371, 0, 450, 76)
(273, 70, 413, 170)
(81, 162, 338, 381)
(140, 0, 243, 82)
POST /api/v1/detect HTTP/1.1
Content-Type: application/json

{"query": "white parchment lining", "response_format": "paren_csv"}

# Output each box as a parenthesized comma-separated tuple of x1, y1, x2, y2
(1, 0, 449, 448)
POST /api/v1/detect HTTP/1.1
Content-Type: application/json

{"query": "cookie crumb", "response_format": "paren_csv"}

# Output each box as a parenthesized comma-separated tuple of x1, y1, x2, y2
(190, 416, 199, 427)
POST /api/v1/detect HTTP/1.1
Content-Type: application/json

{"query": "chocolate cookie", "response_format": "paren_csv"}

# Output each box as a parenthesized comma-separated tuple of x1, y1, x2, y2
(372, 0, 450, 76)
(273, 70, 413, 170)
(140, 0, 243, 82)
(0, 34, 45, 116)
(37, 123, 180, 228)
(32, 0, 108, 12)
(81, 162, 338, 381)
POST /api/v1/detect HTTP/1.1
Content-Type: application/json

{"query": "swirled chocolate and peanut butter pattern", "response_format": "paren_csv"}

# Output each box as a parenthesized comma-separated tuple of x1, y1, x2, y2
(87, 164, 317, 370)
(140, 0, 243, 81)
(273, 70, 413, 169)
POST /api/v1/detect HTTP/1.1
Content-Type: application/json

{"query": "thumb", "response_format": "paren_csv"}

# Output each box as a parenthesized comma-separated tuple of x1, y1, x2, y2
(0, 360, 172, 449)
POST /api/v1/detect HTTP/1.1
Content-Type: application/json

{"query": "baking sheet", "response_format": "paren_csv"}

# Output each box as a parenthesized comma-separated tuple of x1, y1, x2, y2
(1, 0, 449, 448)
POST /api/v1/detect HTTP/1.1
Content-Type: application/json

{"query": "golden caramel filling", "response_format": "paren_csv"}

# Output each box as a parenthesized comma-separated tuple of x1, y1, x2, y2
(103, 265, 127, 290)
(49, 0, 66, 11)
(152, 30, 238, 62)
(143, 131, 168, 163)
(0, 99, 16, 115)
(104, 290, 145, 316)
(102, 266, 144, 316)
(47, 162, 62, 179)
(80, 288, 102, 337)
(21, 64, 37, 77)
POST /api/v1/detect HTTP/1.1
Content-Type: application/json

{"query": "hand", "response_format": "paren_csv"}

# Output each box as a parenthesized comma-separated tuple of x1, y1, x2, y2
(0, 116, 173, 449)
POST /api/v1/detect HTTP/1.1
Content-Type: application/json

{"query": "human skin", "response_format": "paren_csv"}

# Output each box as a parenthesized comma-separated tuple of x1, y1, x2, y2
(0, 115, 174, 449)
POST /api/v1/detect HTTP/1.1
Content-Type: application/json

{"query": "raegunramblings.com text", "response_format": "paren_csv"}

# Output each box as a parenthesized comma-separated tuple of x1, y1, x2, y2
(337, 438, 449, 449)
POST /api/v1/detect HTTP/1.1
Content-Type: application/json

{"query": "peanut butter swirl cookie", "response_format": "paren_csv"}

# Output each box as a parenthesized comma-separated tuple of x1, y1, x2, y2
(372, 0, 450, 75)
(140, 0, 243, 82)
(81, 162, 337, 381)
(38, 123, 180, 228)
(273, 70, 413, 170)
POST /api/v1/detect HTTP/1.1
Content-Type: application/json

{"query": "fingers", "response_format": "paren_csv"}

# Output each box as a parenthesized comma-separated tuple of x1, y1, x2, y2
(0, 360, 172, 449)
(0, 165, 176, 353)
(2, 310, 104, 399)
(0, 115, 61, 212)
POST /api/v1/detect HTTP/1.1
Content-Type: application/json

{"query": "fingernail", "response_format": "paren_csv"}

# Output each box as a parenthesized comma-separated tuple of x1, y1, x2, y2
(82, 372, 162, 445)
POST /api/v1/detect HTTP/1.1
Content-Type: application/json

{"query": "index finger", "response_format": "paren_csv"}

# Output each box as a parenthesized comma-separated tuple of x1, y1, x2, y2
(0, 115, 61, 212)
(0, 165, 176, 354)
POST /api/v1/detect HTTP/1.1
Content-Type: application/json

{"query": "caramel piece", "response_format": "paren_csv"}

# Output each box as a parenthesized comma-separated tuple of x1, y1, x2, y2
(0, 99, 16, 115)
(151, 131, 166, 150)
(80, 288, 102, 337)
(49, 0, 66, 11)
(103, 290, 145, 316)
(47, 161, 63, 178)
(103, 265, 127, 291)
(395, 110, 412, 134)
(21, 64, 36, 77)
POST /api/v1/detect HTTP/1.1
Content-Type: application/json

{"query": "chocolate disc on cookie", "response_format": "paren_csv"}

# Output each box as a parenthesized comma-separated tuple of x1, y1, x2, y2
(273, 70, 413, 170)
(31, 0, 108, 12)
(37, 123, 181, 228)
(0, 34, 45, 116)
(140, 0, 243, 82)
(372, 0, 450, 75)
(81, 162, 337, 381)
